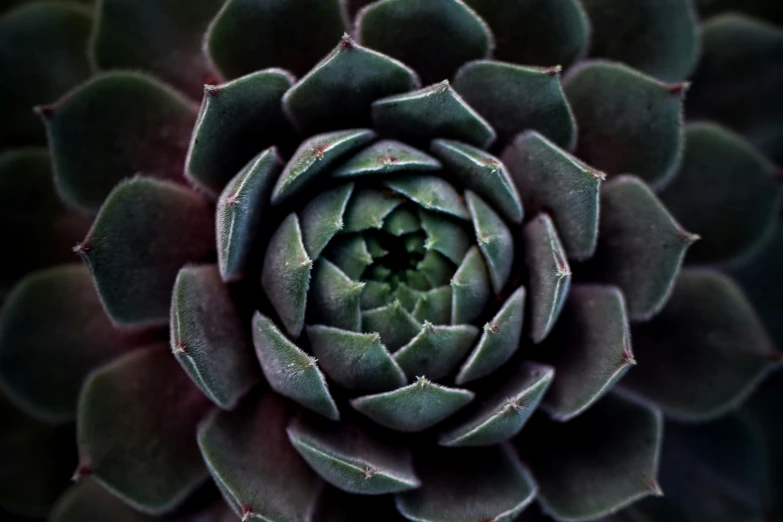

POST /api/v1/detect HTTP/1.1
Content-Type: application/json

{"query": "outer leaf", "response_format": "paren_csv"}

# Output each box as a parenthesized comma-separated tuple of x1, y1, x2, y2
(586, 176, 697, 321)
(50, 481, 158, 522)
(419, 210, 471, 265)
(308, 259, 364, 332)
(515, 394, 663, 522)
(334, 140, 441, 179)
(185, 70, 294, 195)
(287, 416, 420, 494)
(394, 322, 479, 381)
(361, 300, 422, 352)
(385, 176, 469, 220)
(372, 81, 495, 149)
(76, 344, 210, 514)
(564, 61, 685, 186)
(251, 313, 339, 420)
(41, 72, 197, 212)
(198, 393, 321, 522)
(356, 0, 491, 85)
(301, 183, 355, 259)
(77, 177, 215, 327)
(396, 445, 536, 522)
(206, 0, 346, 79)
(620, 269, 778, 421)
(311, 486, 408, 522)
(450, 246, 491, 324)
(465, 191, 513, 293)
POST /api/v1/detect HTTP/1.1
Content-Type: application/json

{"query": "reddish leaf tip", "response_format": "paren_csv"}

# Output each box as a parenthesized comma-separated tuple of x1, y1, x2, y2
(666, 82, 690, 98)
(34, 104, 56, 120)
(546, 65, 563, 76)
(204, 84, 222, 97)
(647, 479, 664, 496)
(72, 240, 92, 257)
(362, 465, 377, 480)
(240, 505, 254, 521)
(172, 342, 188, 354)
(71, 463, 92, 482)
(340, 32, 356, 50)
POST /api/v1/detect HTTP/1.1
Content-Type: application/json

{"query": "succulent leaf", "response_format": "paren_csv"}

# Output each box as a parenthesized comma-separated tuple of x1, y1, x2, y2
(362, 300, 423, 352)
(384, 206, 423, 237)
(312, 486, 408, 522)
(418, 210, 472, 265)
(334, 139, 441, 179)
(308, 259, 365, 332)
(51, 481, 159, 522)
(394, 322, 479, 381)
(326, 234, 374, 280)
(361, 281, 394, 310)
(465, 191, 513, 293)
(386, 175, 470, 220)
(450, 246, 491, 324)
(416, 251, 454, 288)
(411, 286, 453, 325)
(344, 188, 404, 232)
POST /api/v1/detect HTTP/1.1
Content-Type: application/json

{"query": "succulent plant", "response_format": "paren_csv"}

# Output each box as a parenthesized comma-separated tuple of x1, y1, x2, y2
(0, 1, 782, 521)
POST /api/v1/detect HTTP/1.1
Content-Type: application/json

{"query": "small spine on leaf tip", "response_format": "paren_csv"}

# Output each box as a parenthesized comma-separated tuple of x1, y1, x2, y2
(71, 463, 92, 482)
(204, 84, 222, 97)
(340, 32, 355, 49)
(362, 465, 377, 480)
(666, 82, 690, 98)
(622, 345, 636, 366)
(546, 65, 563, 76)
(241, 505, 254, 521)
(33, 104, 56, 120)
(72, 240, 91, 257)
(647, 480, 664, 496)
(173, 341, 188, 355)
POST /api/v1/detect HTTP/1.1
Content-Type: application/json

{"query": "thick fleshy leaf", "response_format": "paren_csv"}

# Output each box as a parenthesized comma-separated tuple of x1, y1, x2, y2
(581, 0, 699, 82)
(463, 0, 589, 69)
(686, 14, 783, 164)
(450, 246, 491, 324)
(394, 322, 479, 381)
(396, 445, 536, 522)
(307, 325, 406, 392)
(251, 313, 339, 420)
(352, 377, 474, 432)
(271, 129, 376, 205)
(431, 139, 523, 223)
(311, 486, 408, 522)
(0, 265, 146, 423)
(356, 0, 491, 85)
(216, 148, 282, 282)
(300, 184, 355, 259)
(412, 287, 453, 325)
(334, 140, 441, 178)
(620, 269, 777, 421)
(206, 0, 345, 79)
(326, 234, 373, 280)
(418, 210, 471, 265)
(77, 344, 210, 514)
(41, 72, 197, 212)
(0, 2, 91, 147)
(537, 284, 633, 421)
(50, 481, 160, 522)
(383, 206, 423, 237)
(198, 392, 320, 521)
(456, 286, 525, 384)
(185, 70, 294, 195)
(454, 60, 576, 149)
(523, 214, 571, 344)
(372, 81, 495, 149)
(171, 265, 259, 410)
(659, 123, 780, 265)
(308, 259, 364, 332)
(91, 0, 224, 99)
(361, 300, 422, 352)
(564, 61, 685, 186)
(284, 35, 419, 134)
(515, 394, 663, 522)
(442, 362, 553, 446)
(287, 416, 420, 494)
(261, 214, 312, 337)
(586, 176, 697, 321)
(361, 281, 394, 310)
(344, 188, 404, 232)
(501, 131, 604, 260)
(417, 251, 454, 288)
(465, 191, 513, 293)
(0, 149, 91, 298)
(77, 177, 215, 327)
(385, 176, 469, 220)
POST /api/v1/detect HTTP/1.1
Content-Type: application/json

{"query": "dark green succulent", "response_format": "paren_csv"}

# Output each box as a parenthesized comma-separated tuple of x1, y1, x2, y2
(0, 1, 782, 522)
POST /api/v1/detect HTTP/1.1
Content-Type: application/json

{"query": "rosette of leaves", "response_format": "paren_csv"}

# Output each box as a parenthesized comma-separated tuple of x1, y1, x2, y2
(0, 1, 781, 522)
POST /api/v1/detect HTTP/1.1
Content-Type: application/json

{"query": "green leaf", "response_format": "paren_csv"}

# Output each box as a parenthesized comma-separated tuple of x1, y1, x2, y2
(205, 0, 346, 79)
(463, 0, 589, 69)
(564, 61, 685, 186)
(384, 205, 423, 236)
(442, 362, 553, 446)
(300, 184, 355, 259)
(284, 35, 420, 134)
(0, 265, 146, 423)
(77, 344, 210, 514)
(659, 123, 781, 266)
(325, 234, 373, 280)
(385, 176, 469, 220)
(537, 284, 634, 421)
(456, 286, 525, 384)
(465, 191, 513, 293)
(185, 69, 294, 195)
(581, 0, 699, 82)
(501, 131, 604, 260)
(308, 259, 365, 332)
(334, 140, 441, 179)
(620, 269, 778, 421)
(412, 286, 453, 325)
(454, 60, 576, 149)
(356, 0, 492, 85)
(417, 250, 454, 287)
(343, 188, 404, 232)
(695, 0, 783, 25)
(41, 72, 197, 212)
(170, 265, 259, 410)
(523, 214, 571, 344)
(311, 486, 409, 522)
(352, 377, 474, 432)
(372, 81, 495, 149)
(251, 313, 339, 420)
(91, 0, 224, 99)
(585, 176, 698, 321)
(450, 246, 491, 325)
(515, 394, 663, 522)
(216, 148, 282, 282)
(287, 416, 421, 494)
(51, 481, 159, 522)
(361, 300, 422, 352)
(77, 177, 215, 327)
(0, 1, 91, 148)
(198, 392, 321, 522)
(306, 325, 406, 392)
(396, 445, 536, 522)
(419, 210, 471, 265)
(361, 281, 394, 310)
(394, 322, 479, 381)
(271, 129, 376, 206)
(430, 140, 523, 223)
